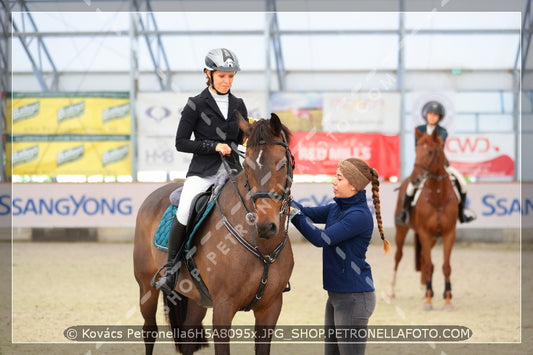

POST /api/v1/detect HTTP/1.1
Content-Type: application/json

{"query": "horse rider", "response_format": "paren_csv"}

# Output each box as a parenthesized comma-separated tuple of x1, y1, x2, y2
(396, 100, 476, 226)
(153, 48, 249, 295)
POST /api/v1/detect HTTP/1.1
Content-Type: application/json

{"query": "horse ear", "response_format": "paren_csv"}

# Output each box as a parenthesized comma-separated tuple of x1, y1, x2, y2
(235, 110, 251, 137)
(415, 128, 424, 141)
(269, 113, 282, 136)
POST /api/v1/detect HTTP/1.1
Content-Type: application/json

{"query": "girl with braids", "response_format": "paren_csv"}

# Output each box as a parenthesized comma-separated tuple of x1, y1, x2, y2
(290, 158, 390, 355)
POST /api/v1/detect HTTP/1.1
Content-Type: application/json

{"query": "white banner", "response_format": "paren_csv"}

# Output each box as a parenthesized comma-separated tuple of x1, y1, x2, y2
(6, 182, 526, 229)
(136, 92, 267, 174)
(322, 92, 400, 133)
(137, 135, 192, 172)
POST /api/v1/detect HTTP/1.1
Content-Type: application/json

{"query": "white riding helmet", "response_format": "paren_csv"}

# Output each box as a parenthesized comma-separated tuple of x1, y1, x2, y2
(204, 48, 241, 72)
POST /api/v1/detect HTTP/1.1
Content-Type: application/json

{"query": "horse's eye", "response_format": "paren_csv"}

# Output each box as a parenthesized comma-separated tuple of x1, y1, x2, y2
(277, 160, 287, 170)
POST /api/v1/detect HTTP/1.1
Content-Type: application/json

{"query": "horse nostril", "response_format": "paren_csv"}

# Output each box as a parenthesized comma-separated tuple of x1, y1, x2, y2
(258, 222, 278, 238)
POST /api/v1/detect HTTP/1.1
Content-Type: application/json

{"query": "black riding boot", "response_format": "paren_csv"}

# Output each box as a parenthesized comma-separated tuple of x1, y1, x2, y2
(396, 193, 414, 226)
(458, 192, 475, 223)
(153, 217, 187, 294)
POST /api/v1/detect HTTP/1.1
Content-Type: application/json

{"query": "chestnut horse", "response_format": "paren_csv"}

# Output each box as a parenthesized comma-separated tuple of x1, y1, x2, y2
(389, 128, 458, 310)
(133, 113, 295, 354)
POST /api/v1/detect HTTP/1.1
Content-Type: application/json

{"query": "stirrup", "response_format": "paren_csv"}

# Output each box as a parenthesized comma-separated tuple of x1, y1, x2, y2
(151, 261, 179, 293)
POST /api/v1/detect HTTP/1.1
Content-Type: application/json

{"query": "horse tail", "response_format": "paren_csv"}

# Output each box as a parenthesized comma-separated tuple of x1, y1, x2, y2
(163, 293, 208, 353)
(414, 233, 422, 271)
(163, 293, 189, 353)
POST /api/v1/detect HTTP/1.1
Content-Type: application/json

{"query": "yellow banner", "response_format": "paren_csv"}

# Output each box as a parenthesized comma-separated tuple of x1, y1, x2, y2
(8, 94, 130, 134)
(7, 138, 131, 176)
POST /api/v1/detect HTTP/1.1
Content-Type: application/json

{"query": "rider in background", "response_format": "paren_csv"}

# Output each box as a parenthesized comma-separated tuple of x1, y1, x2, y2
(153, 48, 249, 295)
(396, 100, 476, 226)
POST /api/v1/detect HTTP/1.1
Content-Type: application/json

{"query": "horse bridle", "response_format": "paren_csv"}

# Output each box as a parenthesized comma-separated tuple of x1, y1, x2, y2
(217, 132, 294, 311)
(243, 131, 295, 218)
(413, 142, 448, 181)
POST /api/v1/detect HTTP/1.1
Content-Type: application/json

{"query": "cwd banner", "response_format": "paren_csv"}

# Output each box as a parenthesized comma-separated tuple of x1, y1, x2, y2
(445, 134, 515, 179)
(289, 132, 400, 179)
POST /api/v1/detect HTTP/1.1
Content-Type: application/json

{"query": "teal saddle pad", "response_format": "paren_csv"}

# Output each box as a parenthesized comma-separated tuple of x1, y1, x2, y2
(153, 204, 178, 251)
(152, 193, 219, 252)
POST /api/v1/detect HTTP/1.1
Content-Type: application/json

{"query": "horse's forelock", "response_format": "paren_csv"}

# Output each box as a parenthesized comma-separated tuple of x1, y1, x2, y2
(247, 118, 292, 147)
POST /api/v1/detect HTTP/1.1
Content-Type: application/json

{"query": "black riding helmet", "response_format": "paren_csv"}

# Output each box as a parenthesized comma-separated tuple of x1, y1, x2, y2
(204, 48, 240, 95)
(421, 101, 445, 122)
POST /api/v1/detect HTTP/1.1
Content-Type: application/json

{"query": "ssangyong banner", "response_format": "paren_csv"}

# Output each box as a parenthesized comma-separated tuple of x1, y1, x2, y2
(6, 182, 525, 229)
(445, 134, 515, 179)
(290, 132, 400, 179)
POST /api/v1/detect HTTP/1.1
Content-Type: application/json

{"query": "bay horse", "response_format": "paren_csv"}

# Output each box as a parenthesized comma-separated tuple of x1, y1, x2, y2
(389, 128, 458, 310)
(133, 113, 295, 354)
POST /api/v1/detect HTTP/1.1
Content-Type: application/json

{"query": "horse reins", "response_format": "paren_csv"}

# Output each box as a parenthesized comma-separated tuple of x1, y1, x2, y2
(216, 132, 295, 311)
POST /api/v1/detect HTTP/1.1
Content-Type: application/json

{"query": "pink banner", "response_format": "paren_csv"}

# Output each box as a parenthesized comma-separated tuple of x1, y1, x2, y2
(289, 132, 400, 179)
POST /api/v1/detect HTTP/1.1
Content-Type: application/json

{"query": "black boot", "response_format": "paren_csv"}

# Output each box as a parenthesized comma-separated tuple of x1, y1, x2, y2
(153, 217, 187, 294)
(458, 192, 475, 223)
(396, 193, 413, 226)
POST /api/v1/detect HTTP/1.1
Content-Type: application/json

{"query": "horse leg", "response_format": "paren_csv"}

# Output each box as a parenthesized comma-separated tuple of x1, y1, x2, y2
(442, 230, 456, 311)
(253, 295, 283, 355)
(212, 301, 239, 355)
(418, 233, 434, 310)
(388, 226, 408, 298)
(138, 284, 159, 355)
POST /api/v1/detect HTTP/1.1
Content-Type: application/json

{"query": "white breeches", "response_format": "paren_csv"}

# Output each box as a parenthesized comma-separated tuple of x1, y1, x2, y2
(175, 164, 225, 225)
(445, 165, 467, 194)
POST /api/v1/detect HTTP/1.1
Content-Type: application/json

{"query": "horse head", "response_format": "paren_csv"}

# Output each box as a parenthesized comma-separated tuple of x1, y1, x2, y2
(410, 128, 446, 187)
(236, 111, 294, 239)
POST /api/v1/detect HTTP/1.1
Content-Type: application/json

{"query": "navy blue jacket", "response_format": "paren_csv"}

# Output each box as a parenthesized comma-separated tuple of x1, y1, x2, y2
(175, 88, 248, 177)
(291, 190, 375, 293)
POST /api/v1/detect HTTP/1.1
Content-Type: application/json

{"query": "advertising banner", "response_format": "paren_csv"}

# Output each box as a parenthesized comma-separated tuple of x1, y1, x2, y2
(137, 135, 192, 172)
(136, 92, 267, 174)
(290, 132, 400, 179)
(270, 92, 323, 132)
(8, 135, 131, 176)
(322, 92, 401, 133)
(136, 91, 268, 136)
(9, 93, 130, 134)
(5, 182, 525, 229)
(445, 134, 515, 179)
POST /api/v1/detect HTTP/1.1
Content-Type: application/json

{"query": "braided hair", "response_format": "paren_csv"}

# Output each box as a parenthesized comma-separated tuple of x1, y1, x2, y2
(344, 158, 391, 254)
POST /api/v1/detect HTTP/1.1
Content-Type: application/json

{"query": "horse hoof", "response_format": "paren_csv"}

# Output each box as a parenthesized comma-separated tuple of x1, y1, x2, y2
(423, 304, 433, 311)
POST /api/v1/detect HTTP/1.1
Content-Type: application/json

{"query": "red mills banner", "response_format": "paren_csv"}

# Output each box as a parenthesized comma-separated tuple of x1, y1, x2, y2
(290, 132, 400, 179)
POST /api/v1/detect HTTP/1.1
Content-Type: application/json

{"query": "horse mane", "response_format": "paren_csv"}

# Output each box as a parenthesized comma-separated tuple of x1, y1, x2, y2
(246, 118, 292, 147)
